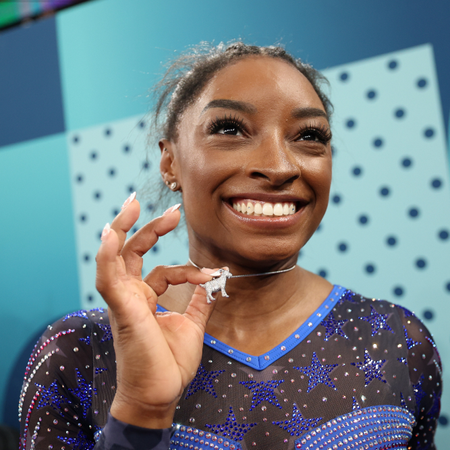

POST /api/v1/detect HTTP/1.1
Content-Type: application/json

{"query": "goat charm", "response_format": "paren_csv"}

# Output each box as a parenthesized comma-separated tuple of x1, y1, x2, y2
(200, 269, 233, 303)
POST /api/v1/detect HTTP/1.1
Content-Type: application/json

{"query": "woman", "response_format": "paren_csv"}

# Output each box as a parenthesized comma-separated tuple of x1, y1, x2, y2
(20, 42, 441, 450)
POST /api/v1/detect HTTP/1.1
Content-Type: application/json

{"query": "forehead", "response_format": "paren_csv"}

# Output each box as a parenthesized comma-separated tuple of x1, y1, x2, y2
(192, 56, 325, 114)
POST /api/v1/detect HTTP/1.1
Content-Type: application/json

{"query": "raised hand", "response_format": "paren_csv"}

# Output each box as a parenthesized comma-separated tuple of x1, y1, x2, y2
(95, 194, 216, 428)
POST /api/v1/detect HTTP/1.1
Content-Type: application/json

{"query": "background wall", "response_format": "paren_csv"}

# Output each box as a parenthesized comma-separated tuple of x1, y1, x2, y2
(0, 0, 449, 445)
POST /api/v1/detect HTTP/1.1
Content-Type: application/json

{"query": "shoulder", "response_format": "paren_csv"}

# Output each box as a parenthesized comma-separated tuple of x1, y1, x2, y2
(19, 308, 114, 445)
(334, 286, 441, 367)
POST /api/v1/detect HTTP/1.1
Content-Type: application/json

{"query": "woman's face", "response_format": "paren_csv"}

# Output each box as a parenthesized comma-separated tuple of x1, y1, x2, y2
(166, 56, 332, 268)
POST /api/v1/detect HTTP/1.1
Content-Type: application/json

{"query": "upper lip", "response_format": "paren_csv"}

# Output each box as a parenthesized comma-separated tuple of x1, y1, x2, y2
(226, 193, 309, 205)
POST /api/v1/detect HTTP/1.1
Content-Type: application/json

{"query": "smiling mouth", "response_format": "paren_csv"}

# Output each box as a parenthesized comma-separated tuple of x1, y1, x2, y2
(231, 199, 298, 217)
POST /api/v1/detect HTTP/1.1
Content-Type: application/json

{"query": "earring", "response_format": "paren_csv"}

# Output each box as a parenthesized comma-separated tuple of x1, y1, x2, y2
(163, 148, 168, 152)
(170, 182, 177, 191)
(166, 180, 171, 186)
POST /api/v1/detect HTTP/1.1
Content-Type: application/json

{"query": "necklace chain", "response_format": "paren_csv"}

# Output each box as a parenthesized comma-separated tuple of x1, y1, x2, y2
(188, 258, 296, 278)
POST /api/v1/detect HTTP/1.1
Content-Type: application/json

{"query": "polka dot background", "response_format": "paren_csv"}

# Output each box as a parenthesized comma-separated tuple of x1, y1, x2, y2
(301, 44, 449, 432)
(68, 44, 449, 436)
(68, 117, 189, 309)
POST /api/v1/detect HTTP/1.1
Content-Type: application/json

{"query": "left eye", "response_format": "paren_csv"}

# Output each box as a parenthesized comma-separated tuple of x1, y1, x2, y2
(216, 124, 242, 136)
(297, 128, 331, 145)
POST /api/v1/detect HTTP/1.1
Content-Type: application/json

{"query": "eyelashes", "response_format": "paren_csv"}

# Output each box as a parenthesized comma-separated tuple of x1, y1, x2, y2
(208, 114, 246, 136)
(207, 114, 332, 144)
(297, 123, 332, 145)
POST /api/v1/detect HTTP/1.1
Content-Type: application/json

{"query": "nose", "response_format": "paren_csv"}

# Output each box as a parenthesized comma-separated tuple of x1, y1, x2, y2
(245, 137, 300, 187)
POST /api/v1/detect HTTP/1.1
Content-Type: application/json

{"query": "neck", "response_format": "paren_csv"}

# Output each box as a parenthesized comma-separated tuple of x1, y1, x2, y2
(158, 262, 333, 355)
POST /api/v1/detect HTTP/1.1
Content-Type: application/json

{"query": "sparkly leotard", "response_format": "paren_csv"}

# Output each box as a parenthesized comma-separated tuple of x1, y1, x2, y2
(19, 286, 442, 450)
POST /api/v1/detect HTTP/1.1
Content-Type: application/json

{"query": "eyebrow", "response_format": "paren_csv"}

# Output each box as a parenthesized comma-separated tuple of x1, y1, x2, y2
(201, 99, 257, 115)
(291, 107, 329, 121)
(201, 100, 329, 122)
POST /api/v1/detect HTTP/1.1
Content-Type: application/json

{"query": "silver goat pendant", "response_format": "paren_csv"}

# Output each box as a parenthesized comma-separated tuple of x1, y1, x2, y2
(200, 269, 233, 303)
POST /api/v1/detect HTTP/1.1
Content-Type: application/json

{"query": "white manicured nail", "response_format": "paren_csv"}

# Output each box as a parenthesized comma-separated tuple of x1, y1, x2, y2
(101, 223, 111, 241)
(163, 203, 182, 215)
(121, 192, 136, 210)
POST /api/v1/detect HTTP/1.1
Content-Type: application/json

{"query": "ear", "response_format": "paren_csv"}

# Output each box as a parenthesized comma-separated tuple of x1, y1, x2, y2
(159, 139, 179, 186)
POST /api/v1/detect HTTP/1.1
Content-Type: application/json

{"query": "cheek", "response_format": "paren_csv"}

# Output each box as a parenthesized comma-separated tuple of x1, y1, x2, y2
(178, 147, 235, 190)
(304, 158, 332, 197)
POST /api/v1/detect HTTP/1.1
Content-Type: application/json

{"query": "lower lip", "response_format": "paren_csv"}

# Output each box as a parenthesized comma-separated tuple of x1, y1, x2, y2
(224, 202, 306, 229)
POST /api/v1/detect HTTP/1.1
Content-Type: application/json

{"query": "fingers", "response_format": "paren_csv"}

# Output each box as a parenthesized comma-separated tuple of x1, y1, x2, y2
(121, 206, 181, 276)
(96, 225, 125, 303)
(183, 285, 218, 334)
(144, 265, 213, 297)
(110, 193, 141, 255)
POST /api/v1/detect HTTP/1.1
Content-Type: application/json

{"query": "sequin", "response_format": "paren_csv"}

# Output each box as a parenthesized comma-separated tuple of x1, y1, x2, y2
(294, 352, 338, 392)
(351, 349, 387, 386)
(273, 403, 322, 437)
(205, 407, 256, 441)
(185, 363, 225, 399)
(320, 312, 349, 341)
(240, 379, 284, 410)
(358, 306, 394, 336)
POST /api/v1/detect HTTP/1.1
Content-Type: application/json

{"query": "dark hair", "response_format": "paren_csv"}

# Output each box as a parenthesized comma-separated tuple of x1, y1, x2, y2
(150, 41, 332, 141)
(144, 41, 333, 216)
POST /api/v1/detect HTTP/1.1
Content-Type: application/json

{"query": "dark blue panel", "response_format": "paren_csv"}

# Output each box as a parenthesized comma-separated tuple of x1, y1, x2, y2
(0, 17, 65, 147)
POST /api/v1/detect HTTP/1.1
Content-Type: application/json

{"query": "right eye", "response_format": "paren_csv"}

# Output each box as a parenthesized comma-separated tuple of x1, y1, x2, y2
(208, 116, 246, 136)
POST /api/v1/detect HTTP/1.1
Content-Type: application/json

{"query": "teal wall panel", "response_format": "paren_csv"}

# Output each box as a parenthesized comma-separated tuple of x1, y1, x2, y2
(0, 133, 80, 426)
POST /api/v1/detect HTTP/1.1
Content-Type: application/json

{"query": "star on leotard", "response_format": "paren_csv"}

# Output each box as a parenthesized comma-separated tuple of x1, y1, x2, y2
(400, 392, 414, 416)
(273, 403, 322, 437)
(412, 375, 426, 413)
(63, 308, 104, 322)
(35, 380, 69, 411)
(428, 392, 441, 420)
(98, 323, 112, 342)
(337, 289, 359, 305)
(351, 349, 387, 386)
(320, 311, 349, 341)
(79, 335, 91, 345)
(239, 379, 284, 410)
(294, 352, 338, 392)
(63, 310, 88, 322)
(403, 326, 420, 350)
(396, 305, 415, 318)
(184, 363, 225, 399)
(205, 406, 256, 441)
(68, 368, 97, 418)
(57, 429, 94, 450)
(358, 306, 393, 336)
(352, 396, 361, 410)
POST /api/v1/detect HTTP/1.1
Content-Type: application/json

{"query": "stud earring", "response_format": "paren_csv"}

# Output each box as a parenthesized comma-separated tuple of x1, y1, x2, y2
(166, 180, 171, 186)
(170, 182, 178, 191)
(163, 148, 168, 152)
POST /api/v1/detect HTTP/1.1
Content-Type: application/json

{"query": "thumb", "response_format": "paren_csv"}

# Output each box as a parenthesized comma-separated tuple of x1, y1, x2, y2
(183, 284, 217, 333)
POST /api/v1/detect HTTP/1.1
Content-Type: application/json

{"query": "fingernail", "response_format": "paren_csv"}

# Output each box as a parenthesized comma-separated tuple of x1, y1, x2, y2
(200, 267, 218, 275)
(101, 223, 111, 241)
(163, 203, 181, 215)
(121, 192, 136, 210)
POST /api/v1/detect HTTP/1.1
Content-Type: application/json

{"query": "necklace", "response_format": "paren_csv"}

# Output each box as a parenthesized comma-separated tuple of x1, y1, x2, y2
(188, 258, 296, 303)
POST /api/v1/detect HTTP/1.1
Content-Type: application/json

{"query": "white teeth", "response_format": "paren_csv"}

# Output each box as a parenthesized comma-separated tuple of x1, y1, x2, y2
(273, 203, 283, 216)
(233, 200, 297, 216)
(262, 203, 273, 216)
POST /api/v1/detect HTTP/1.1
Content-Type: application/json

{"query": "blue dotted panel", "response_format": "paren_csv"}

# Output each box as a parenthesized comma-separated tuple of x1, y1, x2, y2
(301, 44, 449, 429)
(67, 116, 188, 308)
